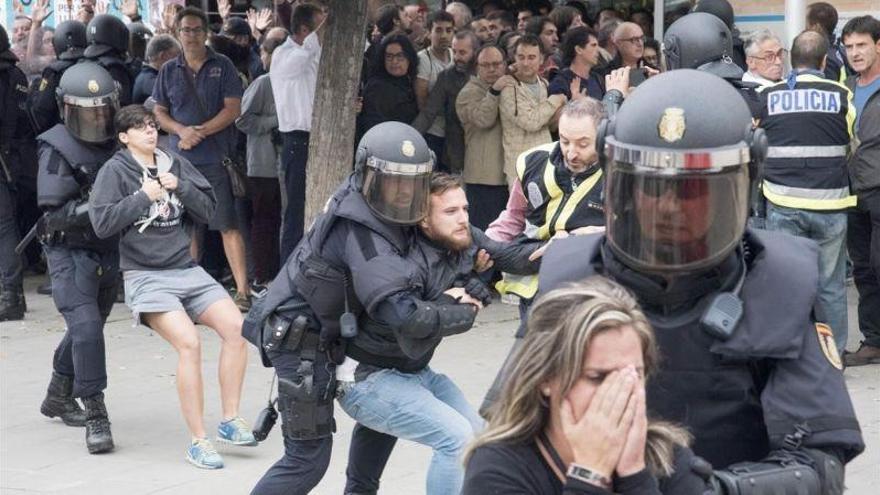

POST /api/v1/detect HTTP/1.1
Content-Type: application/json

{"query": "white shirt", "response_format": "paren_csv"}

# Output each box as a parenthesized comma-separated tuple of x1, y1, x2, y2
(417, 48, 454, 137)
(270, 32, 322, 132)
(743, 70, 780, 88)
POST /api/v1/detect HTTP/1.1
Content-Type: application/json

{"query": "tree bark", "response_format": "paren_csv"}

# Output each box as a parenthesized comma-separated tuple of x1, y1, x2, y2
(303, 0, 369, 228)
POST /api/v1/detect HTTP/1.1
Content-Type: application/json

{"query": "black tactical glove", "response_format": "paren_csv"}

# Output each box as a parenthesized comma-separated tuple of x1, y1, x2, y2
(463, 276, 493, 307)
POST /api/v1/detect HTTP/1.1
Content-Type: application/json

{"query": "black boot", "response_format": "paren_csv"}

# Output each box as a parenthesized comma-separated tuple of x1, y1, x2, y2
(82, 393, 114, 454)
(40, 372, 86, 426)
(0, 286, 25, 322)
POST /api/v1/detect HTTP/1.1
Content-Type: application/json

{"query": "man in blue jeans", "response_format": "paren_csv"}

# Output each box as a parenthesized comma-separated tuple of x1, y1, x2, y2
(337, 174, 539, 495)
(758, 30, 855, 354)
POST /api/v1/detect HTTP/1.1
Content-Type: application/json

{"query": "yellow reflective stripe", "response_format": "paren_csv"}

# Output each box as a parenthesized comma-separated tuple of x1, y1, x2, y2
(845, 86, 856, 139)
(553, 169, 603, 232)
(763, 187, 856, 210)
(536, 164, 563, 240)
(516, 143, 556, 181)
(495, 274, 539, 299)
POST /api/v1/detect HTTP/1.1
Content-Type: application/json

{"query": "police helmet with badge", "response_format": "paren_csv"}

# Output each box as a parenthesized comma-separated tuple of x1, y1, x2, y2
(56, 61, 120, 144)
(662, 12, 742, 80)
(53, 21, 88, 62)
(355, 121, 434, 225)
(84, 14, 130, 58)
(597, 69, 765, 276)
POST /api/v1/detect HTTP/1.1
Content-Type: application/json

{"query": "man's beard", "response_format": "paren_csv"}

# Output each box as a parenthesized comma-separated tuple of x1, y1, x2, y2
(434, 228, 472, 252)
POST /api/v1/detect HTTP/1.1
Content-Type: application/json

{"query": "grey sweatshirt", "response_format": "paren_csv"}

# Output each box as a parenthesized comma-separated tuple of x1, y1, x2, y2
(89, 148, 216, 271)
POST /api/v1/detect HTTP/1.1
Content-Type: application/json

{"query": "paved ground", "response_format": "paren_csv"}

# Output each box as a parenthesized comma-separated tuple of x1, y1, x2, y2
(1, 275, 878, 494)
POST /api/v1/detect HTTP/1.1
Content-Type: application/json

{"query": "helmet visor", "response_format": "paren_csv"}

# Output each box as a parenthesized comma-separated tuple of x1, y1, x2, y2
(60, 94, 118, 143)
(605, 165, 748, 273)
(363, 166, 431, 225)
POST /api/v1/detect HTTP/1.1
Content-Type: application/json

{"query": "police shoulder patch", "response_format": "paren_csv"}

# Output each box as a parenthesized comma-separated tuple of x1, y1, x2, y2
(815, 323, 843, 370)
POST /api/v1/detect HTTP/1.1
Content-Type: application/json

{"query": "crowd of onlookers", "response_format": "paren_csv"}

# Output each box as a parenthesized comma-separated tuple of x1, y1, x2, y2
(3, 0, 880, 367)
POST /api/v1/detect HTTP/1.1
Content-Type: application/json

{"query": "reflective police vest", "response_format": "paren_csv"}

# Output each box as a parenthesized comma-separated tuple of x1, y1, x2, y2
(496, 142, 604, 299)
(759, 72, 855, 211)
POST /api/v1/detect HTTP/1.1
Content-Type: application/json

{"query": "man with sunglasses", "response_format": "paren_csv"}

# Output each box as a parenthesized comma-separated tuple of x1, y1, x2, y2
(534, 70, 864, 494)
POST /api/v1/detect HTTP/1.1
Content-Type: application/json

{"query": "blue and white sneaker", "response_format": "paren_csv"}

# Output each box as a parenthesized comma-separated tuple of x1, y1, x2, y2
(186, 438, 224, 469)
(217, 417, 258, 446)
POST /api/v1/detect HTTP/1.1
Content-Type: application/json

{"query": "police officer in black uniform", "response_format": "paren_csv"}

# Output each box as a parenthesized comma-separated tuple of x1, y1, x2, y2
(37, 62, 120, 454)
(0, 24, 35, 322)
(663, 12, 763, 119)
(244, 122, 434, 494)
(536, 69, 864, 494)
(83, 14, 133, 106)
(28, 20, 88, 135)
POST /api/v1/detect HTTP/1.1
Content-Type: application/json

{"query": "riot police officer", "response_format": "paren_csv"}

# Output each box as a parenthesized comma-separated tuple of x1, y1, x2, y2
(37, 62, 120, 454)
(0, 24, 35, 322)
(28, 20, 88, 134)
(244, 122, 434, 494)
(663, 12, 762, 118)
(83, 14, 133, 106)
(536, 70, 864, 493)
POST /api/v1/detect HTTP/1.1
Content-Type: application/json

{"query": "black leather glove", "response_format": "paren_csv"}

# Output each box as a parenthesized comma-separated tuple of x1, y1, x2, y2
(463, 276, 493, 307)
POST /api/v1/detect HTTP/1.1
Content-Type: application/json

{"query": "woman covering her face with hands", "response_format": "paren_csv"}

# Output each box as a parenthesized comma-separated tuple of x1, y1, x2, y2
(463, 277, 711, 494)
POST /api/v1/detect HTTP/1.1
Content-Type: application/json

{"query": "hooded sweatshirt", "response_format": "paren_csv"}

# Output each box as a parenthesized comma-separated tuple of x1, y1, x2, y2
(89, 147, 216, 271)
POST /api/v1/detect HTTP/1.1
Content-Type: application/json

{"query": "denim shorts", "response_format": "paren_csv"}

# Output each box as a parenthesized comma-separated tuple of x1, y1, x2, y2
(123, 266, 229, 325)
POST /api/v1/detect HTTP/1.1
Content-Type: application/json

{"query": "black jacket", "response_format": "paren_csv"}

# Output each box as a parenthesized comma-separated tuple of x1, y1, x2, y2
(846, 75, 880, 193)
(358, 74, 420, 139)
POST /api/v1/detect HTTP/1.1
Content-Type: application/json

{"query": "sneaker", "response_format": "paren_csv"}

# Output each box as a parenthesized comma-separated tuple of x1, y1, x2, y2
(250, 282, 269, 299)
(186, 438, 224, 469)
(233, 293, 251, 312)
(217, 416, 258, 446)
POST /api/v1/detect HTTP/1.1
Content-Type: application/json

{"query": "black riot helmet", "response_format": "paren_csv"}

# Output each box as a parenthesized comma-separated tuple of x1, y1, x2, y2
(596, 70, 766, 274)
(0, 23, 10, 54)
(0, 23, 16, 63)
(84, 14, 130, 58)
(355, 122, 434, 225)
(56, 61, 120, 143)
(53, 21, 88, 61)
(128, 22, 154, 61)
(692, 0, 735, 30)
(663, 12, 742, 80)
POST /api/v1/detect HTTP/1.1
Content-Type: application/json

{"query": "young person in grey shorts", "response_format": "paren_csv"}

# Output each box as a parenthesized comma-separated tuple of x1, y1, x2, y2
(89, 105, 255, 469)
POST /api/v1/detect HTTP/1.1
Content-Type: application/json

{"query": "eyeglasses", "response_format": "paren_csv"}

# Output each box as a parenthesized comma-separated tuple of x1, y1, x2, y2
(619, 35, 646, 45)
(178, 26, 206, 35)
(478, 61, 504, 69)
(385, 52, 408, 62)
(751, 49, 788, 62)
(130, 121, 159, 131)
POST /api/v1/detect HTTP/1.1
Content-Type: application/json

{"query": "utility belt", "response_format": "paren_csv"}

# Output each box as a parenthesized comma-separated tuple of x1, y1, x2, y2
(262, 309, 322, 355)
(263, 305, 337, 440)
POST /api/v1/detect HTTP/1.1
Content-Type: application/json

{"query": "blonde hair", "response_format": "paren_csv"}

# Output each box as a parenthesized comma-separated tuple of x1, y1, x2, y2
(468, 276, 690, 477)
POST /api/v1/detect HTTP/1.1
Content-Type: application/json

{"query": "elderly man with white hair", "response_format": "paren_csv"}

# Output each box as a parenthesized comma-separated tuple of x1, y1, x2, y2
(446, 2, 473, 30)
(610, 21, 645, 69)
(744, 29, 786, 86)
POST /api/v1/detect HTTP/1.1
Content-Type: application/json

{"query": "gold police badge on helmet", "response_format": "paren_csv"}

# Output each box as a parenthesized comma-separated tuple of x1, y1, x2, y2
(88, 80, 100, 94)
(401, 140, 416, 158)
(658, 107, 686, 143)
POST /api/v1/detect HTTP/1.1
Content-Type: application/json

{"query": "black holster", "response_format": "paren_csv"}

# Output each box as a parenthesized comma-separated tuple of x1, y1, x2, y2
(276, 335, 337, 440)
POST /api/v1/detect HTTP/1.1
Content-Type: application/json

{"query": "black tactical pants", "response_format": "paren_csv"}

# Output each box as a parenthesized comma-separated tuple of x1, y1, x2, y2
(0, 181, 22, 290)
(44, 245, 118, 398)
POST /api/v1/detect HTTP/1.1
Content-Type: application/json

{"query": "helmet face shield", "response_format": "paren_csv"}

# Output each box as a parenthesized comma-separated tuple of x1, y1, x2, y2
(605, 161, 748, 274)
(362, 157, 432, 225)
(59, 93, 119, 143)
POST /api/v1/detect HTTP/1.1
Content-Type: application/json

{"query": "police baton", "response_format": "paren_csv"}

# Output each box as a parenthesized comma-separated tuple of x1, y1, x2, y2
(15, 220, 40, 255)
(0, 151, 14, 184)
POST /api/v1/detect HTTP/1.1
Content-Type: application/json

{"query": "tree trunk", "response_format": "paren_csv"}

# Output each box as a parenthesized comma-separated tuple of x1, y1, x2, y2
(303, 0, 369, 228)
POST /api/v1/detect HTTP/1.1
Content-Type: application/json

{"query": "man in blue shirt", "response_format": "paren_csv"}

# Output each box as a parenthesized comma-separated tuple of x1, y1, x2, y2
(152, 6, 251, 310)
